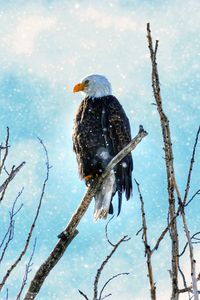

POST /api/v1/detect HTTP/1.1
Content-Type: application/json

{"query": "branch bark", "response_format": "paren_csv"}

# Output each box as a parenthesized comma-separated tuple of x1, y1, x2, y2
(147, 23, 179, 300)
(135, 179, 156, 300)
(23, 126, 147, 300)
(174, 173, 199, 299)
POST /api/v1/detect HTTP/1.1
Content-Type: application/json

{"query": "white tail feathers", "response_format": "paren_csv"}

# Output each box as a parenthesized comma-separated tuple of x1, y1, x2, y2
(93, 171, 116, 221)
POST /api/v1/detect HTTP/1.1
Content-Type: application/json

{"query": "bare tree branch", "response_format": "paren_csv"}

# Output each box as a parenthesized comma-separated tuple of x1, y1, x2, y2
(0, 188, 24, 264)
(99, 272, 129, 300)
(79, 217, 130, 300)
(101, 294, 112, 300)
(16, 238, 37, 300)
(178, 266, 192, 298)
(152, 212, 179, 253)
(147, 23, 179, 300)
(93, 235, 130, 300)
(179, 232, 200, 257)
(78, 289, 90, 300)
(0, 139, 49, 291)
(0, 162, 26, 202)
(185, 189, 200, 207)
(105, 215, 115, 247)
(23, 125, 147, 300)
(0, 127, 10, 175)
(135, 179, 156, 300)
(183, 126, 200, 206)
(173, 177, 199, 299)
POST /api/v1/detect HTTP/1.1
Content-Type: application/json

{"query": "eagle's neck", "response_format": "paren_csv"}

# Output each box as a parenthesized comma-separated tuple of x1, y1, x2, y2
(87, 95, 111, 102)
(84, 85, 112, 99)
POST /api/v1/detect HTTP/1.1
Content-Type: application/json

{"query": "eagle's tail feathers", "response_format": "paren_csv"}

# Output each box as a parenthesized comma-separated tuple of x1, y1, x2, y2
(125, 170, 132, 200)
(108, 202, 114, 214)
(117, 190, 122, 216)
(93, 171, 116, 221)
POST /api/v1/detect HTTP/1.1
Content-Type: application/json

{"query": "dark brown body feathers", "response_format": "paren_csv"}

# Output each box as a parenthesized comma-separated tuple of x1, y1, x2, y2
(72, 95, 133, 215)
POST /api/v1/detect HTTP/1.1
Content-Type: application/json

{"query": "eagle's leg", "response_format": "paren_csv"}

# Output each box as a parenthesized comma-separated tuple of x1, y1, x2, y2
(93, 170, 116, 221)
(84, 175, 93, 181)
(84, 175, 96, 187)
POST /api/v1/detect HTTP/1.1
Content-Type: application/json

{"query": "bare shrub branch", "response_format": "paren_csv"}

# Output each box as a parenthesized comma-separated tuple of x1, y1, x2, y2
(0, 139, 49, 291)
(147, 23, 179, 299)
(135, 179, 156, 300)
(0, 127, 10, 175)
(93, 235, 130, 300)
(99, 272, 129, 300)
(0, 188, 24, 264)
(78, 289, 90, 300)
(16, 238, 37, 300)
(183, 126, 200, 206)
(0, 162, 26, 202)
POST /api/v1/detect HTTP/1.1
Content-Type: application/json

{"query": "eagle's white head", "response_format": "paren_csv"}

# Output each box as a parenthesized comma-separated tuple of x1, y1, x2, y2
(73, 74, 112, 99)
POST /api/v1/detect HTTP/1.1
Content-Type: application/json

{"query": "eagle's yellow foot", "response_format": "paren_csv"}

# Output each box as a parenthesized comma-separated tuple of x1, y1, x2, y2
(84, 175, 93, 181)
(85, 175, 95, 187)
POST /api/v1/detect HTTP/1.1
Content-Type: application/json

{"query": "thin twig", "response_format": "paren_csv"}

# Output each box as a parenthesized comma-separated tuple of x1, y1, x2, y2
(0, 127, 10, 175)
(78, 289, 89, 300)
(101, 294, 112, 300)
(136, 227, 143, 236)
(16, 239, 37, 300)
(0, 162, 26, 202)
(179, 232, 200, 257)
(5, 288, 8, 300)
(0, 189, 24, 263)
(105, 215, 115, 247)
(93, 236, 129, 300)
(183, 126, 200, 206)
(152, 212, 179, 253)
(185, 188, 200, 207)
(178, 265, 191, 298)
(99, 272, 129, 300)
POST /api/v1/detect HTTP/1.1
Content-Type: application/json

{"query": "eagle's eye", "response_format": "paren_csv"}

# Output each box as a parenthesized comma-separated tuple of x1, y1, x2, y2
(84, 79, 89, 86)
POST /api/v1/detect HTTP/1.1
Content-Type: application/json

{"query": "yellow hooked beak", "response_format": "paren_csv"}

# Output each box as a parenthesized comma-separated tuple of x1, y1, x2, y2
(73, 82, 86, 93)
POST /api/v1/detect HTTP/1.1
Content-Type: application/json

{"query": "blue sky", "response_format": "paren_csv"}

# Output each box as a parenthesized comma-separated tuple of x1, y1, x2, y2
(0, 0, 200, 299)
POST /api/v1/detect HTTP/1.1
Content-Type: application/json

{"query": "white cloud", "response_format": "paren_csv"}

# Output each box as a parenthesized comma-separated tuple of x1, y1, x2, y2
(75, 7, 140, 32)
(4, 15, 56, 55)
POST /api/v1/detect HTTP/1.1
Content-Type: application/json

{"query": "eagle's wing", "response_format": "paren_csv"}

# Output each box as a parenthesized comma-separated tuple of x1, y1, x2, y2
(72, 99, 86, 179)
(105, 96, 133, 215)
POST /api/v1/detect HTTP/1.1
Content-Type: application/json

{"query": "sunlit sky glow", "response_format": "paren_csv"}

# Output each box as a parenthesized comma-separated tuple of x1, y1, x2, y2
(0, 1, 200, 299)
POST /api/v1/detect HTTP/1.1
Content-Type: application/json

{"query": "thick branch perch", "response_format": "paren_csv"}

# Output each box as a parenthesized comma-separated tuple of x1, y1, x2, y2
(23, 126, 147, 300)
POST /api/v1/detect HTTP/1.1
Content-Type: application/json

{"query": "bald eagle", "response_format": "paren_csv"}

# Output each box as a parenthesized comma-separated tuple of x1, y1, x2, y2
(72, 74, 133, 221)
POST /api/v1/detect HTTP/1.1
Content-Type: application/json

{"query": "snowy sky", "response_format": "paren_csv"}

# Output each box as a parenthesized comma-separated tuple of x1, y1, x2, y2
(0, 0, 200, 299)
